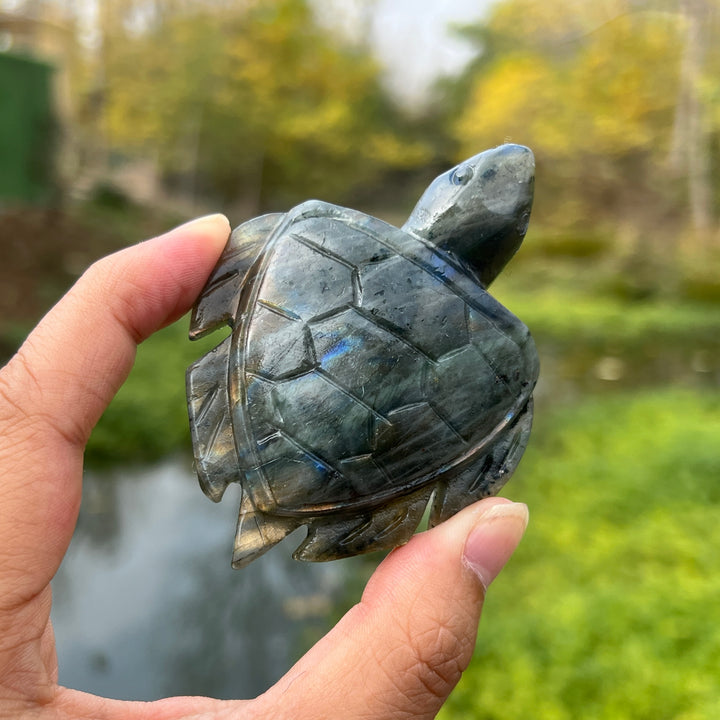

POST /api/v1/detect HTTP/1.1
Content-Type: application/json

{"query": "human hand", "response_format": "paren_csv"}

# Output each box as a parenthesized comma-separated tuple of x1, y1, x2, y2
(0, 215, 528, 720)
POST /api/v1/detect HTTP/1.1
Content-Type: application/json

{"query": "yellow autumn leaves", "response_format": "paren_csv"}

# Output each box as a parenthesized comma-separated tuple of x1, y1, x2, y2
(456, 6, 682, 160)
(98, 0, 431, 205)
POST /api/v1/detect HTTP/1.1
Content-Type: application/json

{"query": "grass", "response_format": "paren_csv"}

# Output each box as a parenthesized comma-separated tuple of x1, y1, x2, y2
(86, 319, 227, 466)
(503, 286, 720, 346)
(492, 245, 720, 352)
(439, 389, 720, 720)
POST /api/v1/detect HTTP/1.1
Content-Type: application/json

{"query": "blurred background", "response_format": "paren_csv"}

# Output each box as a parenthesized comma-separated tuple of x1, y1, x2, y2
(1, 0, 719, 715)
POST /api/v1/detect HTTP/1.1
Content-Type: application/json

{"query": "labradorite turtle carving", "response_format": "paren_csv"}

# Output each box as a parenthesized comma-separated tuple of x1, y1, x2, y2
(187, 144, 539, 569)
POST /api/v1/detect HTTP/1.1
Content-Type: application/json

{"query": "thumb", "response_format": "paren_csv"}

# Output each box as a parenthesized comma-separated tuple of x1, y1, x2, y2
(256, 497, 528, 720)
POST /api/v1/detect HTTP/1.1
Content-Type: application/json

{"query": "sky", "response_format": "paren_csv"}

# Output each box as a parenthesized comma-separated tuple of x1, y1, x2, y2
(317, 0, 496, 105)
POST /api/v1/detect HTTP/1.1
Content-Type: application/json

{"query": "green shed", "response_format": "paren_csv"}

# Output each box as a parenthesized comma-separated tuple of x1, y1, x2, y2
(0, 52, 56, 204)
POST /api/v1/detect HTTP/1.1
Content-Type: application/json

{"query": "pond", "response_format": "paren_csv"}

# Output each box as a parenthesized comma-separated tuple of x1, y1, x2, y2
(51, 459, 356, 701)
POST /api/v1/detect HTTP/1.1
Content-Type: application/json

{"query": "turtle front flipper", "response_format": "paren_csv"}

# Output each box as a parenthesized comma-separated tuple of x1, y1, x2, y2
(187, 213, 283, 501)
(190, 213, 283, 339)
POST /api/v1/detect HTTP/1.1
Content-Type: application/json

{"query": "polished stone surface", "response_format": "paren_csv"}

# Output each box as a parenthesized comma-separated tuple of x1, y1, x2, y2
(187, 144, 539, 568)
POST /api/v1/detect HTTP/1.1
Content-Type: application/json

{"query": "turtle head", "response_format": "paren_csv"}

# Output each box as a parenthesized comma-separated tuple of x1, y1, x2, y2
(402, 144, 534, 287)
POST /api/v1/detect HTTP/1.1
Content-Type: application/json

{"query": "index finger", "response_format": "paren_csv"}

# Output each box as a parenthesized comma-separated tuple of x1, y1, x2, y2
(0, 214, 230, 607)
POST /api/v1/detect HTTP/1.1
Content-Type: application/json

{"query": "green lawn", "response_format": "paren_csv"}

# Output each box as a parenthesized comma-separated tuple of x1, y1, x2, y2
(440, 389, 720, 720)
(504, 287, 720, 348)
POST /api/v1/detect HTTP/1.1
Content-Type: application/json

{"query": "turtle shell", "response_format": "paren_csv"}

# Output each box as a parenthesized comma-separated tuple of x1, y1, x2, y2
(227, 201, 537, 521)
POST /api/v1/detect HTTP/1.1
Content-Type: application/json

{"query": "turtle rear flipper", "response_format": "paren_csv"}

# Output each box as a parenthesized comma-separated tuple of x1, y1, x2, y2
(289, 400, 532, 561)
(190, 213, 283, 339)
(232, 492, 301, 569)
(293, 486, 434, 562)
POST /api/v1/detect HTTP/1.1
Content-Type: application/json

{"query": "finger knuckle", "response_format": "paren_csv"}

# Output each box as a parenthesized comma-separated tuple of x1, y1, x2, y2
(0, 353, 36, 428)
(0, 346, 87, 449)
(80, 253, 148, 344)
(407, 621, 472, 700)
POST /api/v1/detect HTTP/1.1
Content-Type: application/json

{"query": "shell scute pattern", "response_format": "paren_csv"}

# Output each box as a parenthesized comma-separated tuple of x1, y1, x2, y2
(244, 304, 315, 381)
(310, 309, 427, 415)
(360, 256, 470, 360)
(258, 233, 355, 322)
(241, 212, 525, 513)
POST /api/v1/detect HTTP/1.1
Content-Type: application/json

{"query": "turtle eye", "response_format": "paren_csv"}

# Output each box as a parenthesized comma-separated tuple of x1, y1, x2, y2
(450, 165, 474, 186)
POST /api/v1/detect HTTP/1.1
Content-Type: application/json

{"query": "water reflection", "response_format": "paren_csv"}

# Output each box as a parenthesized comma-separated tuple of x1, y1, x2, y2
(51, 459, 348, 701)
(531, 337, 720, 411)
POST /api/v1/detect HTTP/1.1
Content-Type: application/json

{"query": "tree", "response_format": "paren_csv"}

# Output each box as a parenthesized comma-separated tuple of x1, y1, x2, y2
(668, 0, 718, 235)
(447, 0, 720, 240)
(92, 0, 430, 210)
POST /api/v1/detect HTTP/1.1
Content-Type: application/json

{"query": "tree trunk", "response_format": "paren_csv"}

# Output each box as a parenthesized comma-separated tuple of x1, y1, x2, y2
(668, 0, 713, 234)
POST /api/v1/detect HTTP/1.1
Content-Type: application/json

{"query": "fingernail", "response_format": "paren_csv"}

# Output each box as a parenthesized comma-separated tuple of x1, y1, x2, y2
(463, 502, 529, 590)
(175, 213, 231, 235)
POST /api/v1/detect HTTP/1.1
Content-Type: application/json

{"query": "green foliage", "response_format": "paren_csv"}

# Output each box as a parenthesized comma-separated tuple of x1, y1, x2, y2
(444, 0, 720, 243)
(453, 3, 683, 163)
(680, 265, 720, 304)
(99, 0, 431, 207)
(85, 319, 226, 466)
(499, 284, 720, 349)
(440, 389, 720, 720)
(520, 231, 610, 260)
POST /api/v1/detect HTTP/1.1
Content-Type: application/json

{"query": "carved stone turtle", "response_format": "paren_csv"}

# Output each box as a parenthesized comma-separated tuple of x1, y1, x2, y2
(187, 144, 539, 568)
